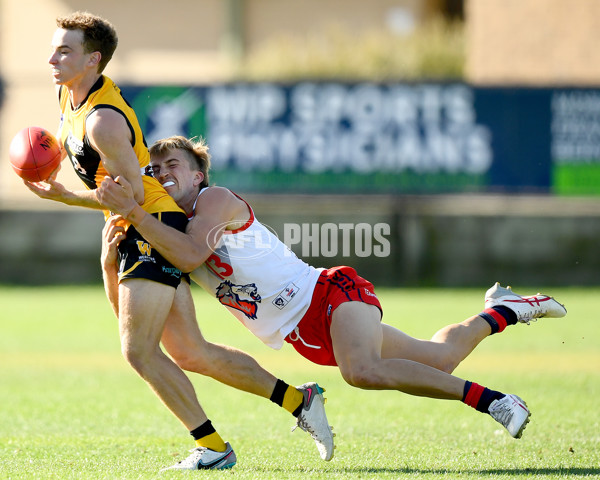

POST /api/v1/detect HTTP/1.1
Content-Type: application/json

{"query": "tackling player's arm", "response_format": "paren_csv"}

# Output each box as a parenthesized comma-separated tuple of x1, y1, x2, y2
(181, 187, 250, 269)
(97, 177, 246, 273)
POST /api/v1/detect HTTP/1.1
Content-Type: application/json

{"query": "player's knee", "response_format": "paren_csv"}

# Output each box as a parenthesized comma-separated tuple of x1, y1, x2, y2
(437, 359, 458, 374)
(431, 351, 460, 374)
(339, 364, 380, 390)
(168, 349, 190, 370)
(162, 334, 213, 374)
(171, 351, 211, 375)
(121, 343, 152, 376)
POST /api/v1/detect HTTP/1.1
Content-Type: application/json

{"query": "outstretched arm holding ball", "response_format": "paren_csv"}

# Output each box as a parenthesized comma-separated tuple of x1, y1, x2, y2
(14, 110, 144, 211)
(8, 125, 103, 208)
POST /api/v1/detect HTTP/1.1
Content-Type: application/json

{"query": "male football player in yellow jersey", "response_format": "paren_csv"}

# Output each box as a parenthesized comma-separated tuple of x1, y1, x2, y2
(22, 11, 334, 470)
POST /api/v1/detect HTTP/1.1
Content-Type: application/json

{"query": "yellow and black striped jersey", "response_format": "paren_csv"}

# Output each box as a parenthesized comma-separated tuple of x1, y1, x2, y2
(58, 75, 182, 215)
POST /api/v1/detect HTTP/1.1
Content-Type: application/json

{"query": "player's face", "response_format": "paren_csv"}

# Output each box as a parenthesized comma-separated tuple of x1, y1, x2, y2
(48, 28, 93, 86)
(150, 150, 204, 204)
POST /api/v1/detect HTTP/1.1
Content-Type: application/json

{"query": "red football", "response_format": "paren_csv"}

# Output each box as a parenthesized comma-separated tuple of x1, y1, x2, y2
(9, 126, 62, 182)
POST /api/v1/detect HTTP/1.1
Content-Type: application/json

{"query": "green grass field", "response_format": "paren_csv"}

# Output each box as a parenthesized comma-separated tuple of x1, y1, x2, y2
(0, 285, 598, 479)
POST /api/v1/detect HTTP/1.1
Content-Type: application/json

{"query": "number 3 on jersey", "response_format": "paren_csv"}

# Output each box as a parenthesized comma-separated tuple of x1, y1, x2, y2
(206, 253, 233, 279)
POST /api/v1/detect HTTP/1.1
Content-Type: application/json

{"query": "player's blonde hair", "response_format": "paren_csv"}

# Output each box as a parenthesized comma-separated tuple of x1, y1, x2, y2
(56, 11, 118, 73)
(150, 136, 211, 189)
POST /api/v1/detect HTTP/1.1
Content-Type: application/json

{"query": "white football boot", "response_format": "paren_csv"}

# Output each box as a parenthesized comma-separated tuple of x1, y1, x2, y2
(293, 382, 335, 461)
(160, 442, 236, 471)
(489, 394, 531, 438)
(484, 282, 567, 324)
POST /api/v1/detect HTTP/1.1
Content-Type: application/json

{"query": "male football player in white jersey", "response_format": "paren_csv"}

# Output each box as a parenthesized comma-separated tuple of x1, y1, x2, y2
(98, 135, 567, 443)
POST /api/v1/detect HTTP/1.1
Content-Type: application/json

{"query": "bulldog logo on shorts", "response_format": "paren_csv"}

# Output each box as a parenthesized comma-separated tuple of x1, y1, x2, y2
(216, 280, 261, 320)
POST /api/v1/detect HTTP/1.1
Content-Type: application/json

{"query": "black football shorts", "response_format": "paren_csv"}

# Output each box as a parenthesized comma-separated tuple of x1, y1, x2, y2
(117, 211, 189, 288)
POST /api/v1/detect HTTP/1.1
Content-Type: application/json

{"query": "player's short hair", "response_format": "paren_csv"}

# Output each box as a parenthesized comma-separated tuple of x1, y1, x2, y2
(56, 11, 118, 73)
(150, 136, 211, 188)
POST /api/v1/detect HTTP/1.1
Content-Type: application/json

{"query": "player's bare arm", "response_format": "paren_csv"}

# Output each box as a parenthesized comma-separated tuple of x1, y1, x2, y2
(183, 186, 251, 268)
(97, 178, 247, 273)
(86, 108, 145, 204)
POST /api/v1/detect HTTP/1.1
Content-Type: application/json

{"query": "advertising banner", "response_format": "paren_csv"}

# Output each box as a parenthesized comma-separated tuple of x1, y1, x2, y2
(551, 89, 600, 195)
(121, 83, 600, 195)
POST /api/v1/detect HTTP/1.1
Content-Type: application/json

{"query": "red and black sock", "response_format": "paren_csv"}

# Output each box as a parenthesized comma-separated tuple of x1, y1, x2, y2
(462, 381, 505, 413)
(479, 305, 518, 334)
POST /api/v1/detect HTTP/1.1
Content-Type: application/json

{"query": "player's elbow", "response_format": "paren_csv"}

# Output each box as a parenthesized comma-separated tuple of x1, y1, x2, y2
(179, 249, 207, 273)
(165, 241, 208, 273)
(177, 258, 201, 274)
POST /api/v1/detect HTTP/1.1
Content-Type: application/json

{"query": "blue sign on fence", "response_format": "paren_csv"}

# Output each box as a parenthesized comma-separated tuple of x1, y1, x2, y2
(120, 83, 600, 195)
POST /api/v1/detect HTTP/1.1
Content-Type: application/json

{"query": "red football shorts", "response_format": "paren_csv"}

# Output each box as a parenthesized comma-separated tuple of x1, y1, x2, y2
(284, 266, 383, 366)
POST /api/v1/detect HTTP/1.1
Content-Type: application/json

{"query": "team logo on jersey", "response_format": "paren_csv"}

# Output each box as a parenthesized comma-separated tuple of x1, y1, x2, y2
(272, 282, 300, 310)
(216, 280, 261, 320)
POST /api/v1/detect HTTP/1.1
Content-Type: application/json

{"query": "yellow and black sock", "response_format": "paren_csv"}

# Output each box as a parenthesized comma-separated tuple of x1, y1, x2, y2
(270, 379, 304, 417)
(190, 420, 227, 452)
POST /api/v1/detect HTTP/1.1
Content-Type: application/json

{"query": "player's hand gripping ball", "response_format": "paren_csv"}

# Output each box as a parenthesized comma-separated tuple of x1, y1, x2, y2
(9, 126, 62, 182)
